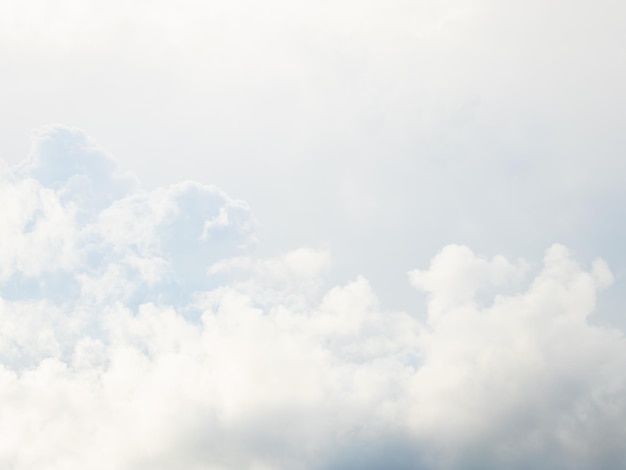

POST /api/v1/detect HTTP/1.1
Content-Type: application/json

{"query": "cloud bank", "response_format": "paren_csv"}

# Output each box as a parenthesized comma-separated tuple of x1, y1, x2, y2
(1, 127, 625, 469)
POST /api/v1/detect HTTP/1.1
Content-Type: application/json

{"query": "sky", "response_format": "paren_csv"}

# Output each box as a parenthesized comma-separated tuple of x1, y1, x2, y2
(0, 1, 625, 469)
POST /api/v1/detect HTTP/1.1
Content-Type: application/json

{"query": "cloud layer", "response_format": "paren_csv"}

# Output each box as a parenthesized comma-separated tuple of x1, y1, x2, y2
(1, 127, 625, 469)
(2, 0, 626, 335)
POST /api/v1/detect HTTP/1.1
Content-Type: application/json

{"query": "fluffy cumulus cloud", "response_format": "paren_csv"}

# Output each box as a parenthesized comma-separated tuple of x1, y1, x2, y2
(1, 128, 625, 470)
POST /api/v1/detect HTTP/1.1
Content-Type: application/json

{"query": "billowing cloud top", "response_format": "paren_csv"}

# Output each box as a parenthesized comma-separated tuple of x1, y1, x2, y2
(1, 127, 625, 469)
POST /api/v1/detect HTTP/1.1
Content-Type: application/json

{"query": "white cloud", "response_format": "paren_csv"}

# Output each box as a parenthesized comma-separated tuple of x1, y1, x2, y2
(0, 177, 78, 281)
(406, 244, 626, 468)
(409, 244, 530, 323)
(0, 128, 625, 469)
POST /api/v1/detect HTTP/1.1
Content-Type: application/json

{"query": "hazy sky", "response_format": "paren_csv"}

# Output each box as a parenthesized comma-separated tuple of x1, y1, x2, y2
(1, 1, 625, 469)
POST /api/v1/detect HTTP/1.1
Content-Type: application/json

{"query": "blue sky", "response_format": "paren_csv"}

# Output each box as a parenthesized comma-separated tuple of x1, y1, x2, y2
(1, 1, 625, 468)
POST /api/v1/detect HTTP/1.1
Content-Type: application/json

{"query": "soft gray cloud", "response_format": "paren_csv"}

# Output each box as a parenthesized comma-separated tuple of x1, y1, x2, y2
(0, 128, 625, 469)
(1, 1, 625, 337)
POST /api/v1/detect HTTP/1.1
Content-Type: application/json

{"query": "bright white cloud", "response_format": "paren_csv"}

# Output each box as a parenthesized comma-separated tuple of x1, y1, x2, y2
(0, 128, 625, 469)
